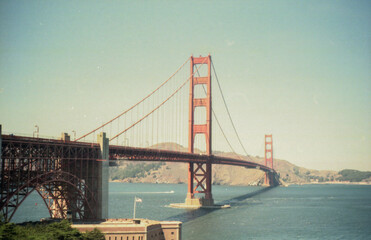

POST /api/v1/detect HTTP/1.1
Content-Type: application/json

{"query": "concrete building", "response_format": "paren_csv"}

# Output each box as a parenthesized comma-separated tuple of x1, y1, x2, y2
(72, 218, 181, 240)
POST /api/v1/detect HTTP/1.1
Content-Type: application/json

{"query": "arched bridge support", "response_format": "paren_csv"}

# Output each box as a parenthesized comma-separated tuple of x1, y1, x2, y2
(0, 126, 110, 222)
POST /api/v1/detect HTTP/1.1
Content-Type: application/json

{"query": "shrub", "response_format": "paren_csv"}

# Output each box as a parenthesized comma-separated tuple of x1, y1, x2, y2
(0, 219, 105, 240)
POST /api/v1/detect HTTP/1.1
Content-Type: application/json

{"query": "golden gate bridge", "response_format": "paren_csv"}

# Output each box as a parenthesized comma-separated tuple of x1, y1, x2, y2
(0, 55, 279, 222)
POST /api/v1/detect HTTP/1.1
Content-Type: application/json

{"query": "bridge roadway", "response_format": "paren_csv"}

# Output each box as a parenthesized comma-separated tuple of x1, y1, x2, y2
(110, 145, 275, 173)
(1, 134, 275, 173)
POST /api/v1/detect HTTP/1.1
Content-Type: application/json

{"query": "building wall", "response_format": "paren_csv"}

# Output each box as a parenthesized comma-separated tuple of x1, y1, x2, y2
(72, 219, 181, 240)
(146, 224, 162, 240)
(161, 222, 182, 240)
(105, 234, 145, 240)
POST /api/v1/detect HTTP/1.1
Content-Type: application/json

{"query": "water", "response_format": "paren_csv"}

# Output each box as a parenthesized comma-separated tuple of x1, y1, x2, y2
(12, 183, 371, 239)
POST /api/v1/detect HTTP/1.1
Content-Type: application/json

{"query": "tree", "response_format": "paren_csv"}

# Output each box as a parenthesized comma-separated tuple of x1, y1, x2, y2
(82, 228, 105, 240)
(0, 219, 106, 240)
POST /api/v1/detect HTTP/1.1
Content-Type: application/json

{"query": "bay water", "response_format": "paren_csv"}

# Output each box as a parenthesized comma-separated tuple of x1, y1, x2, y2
(12, 183, 371, 239)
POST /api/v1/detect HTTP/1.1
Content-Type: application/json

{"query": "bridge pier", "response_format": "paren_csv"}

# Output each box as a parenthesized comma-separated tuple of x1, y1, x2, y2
(185, 162, 214, 206)
(97, 132, 109, 219)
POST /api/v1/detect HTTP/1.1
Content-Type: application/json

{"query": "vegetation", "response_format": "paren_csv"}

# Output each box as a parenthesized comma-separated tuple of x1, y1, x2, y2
(337, 169, 371, 182)
(0, 219, 105, 240)
(110, 162, 164, 180)
(293, 167, 300, 176)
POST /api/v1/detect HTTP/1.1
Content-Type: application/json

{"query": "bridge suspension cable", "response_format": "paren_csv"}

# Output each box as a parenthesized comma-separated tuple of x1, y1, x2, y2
(75, 58, 190, 142)
(77, 56, 209, 148)
(211, 60, 251, 159)
(193, 68, 237, 155)
(193, 61, 248, 161)
(75, 55, 252, 161)
(110, 57, 208, 141)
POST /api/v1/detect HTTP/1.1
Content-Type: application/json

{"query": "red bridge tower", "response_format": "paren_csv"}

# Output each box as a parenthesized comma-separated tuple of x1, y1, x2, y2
(185, 55, 214, 206)
(264, 134, 274, 185)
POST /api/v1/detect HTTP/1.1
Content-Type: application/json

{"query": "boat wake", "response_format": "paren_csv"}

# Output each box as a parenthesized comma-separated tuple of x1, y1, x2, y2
(111, 190, 175, 194)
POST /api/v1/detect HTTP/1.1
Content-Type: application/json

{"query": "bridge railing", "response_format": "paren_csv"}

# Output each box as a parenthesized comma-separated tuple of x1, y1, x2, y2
(2, 131, 101, 144)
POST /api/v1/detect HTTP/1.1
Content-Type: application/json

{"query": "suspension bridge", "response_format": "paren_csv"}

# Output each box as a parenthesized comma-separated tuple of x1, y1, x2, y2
(0, 55, 279, 222)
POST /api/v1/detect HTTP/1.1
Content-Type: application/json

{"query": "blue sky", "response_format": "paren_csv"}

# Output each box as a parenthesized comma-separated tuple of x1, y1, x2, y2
(0, 0, 370, 171)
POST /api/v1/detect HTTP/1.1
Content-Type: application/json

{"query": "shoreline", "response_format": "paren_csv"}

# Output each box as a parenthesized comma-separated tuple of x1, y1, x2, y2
(109, 180, 371, 186)
(285, 181, 371, 186)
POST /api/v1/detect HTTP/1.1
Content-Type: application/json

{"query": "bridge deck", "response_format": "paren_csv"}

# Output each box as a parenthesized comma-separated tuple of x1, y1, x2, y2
(1, 134, 275, 173)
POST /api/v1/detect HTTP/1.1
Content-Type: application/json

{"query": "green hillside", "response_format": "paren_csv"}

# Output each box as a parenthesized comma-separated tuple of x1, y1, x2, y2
(337, 169, 371, 182)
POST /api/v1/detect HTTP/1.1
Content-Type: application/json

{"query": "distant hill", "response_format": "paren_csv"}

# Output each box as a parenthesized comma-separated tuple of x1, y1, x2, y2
(109, 143, 370, 186)
(337, 169, 371, 182)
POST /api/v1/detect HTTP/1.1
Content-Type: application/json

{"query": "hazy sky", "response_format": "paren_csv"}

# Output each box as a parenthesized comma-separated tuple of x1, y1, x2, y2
(1, 1, 370, 171)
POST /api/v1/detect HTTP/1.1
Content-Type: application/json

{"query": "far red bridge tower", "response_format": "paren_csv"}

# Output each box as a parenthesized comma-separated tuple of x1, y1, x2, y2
(264, 134, 274, 185)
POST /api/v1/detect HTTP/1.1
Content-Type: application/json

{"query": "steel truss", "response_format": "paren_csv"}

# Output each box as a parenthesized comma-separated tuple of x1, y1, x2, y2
(0, 135, 100, 222)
